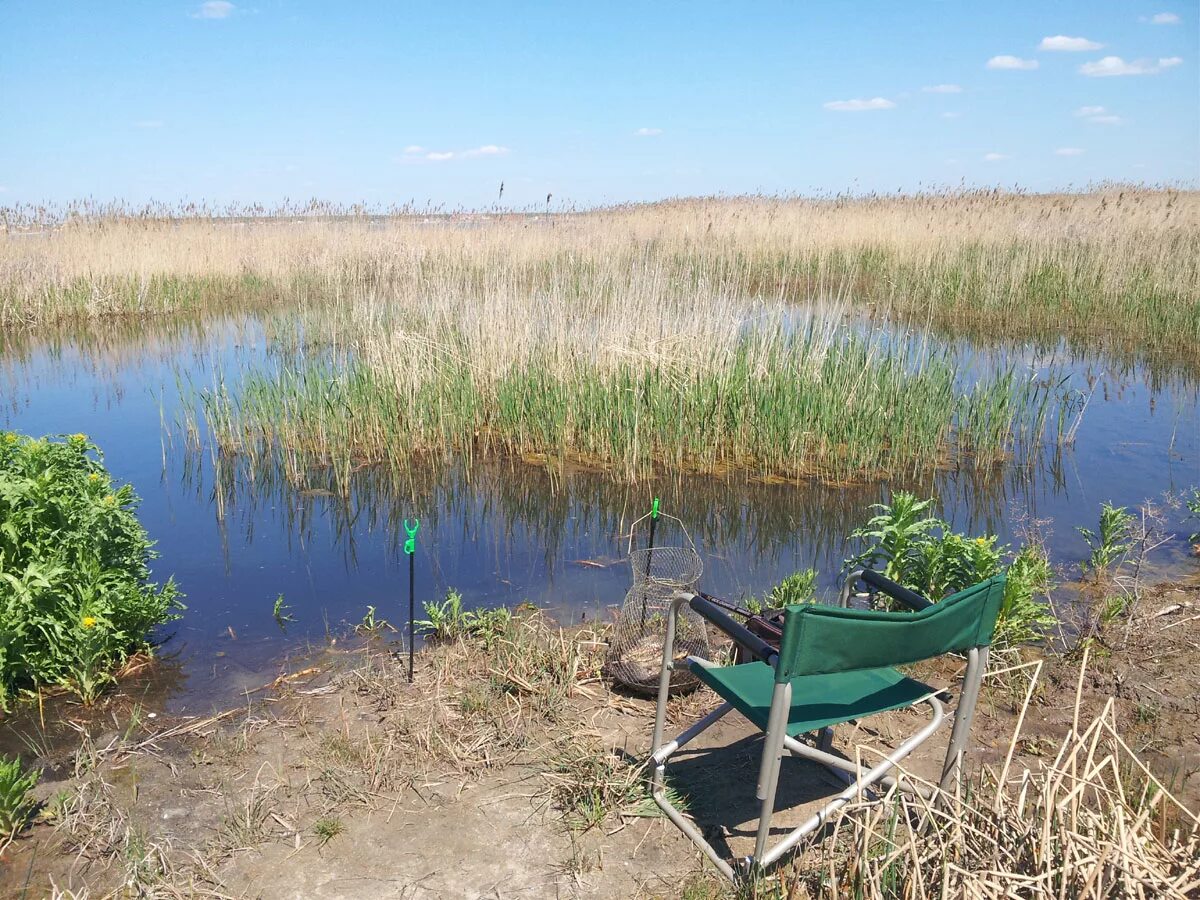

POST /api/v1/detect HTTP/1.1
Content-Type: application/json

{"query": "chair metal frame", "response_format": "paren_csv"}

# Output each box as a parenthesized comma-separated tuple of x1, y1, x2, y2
(648, 569, 992, 883)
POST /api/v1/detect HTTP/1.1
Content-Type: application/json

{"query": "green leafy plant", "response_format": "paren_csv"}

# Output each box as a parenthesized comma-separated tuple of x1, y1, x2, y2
(0, 431, 183, 709)
(751, 569, 818, 611)
(995, 546, 1056, 646)
(417, 589, 512, 648)
(312, 815, 344, 846)
(847, 492, 944, 583)
(845, 492, 1053, 646)
(0, 754, 40, 838)
(1077, 502, 1135, 578)
(271, 593, 295, 628)
(1185, 488, 1200, 546)
(417, 589, 469, 640)
(355, 605, 391, 634)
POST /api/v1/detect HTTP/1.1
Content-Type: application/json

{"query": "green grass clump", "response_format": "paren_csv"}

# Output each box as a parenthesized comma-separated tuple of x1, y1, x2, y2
(0, 432, 183, 708)
(198, 327, 1059, 488)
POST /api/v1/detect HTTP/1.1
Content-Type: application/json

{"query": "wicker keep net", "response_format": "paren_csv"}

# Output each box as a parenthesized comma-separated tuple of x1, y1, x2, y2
(604, 513, 710, 695)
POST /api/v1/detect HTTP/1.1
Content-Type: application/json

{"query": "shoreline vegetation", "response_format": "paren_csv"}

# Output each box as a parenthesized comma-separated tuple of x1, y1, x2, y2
(5, 188, 1197, 486)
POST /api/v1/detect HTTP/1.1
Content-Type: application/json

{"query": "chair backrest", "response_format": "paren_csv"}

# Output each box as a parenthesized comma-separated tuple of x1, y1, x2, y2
(775, 575, 1006, 682)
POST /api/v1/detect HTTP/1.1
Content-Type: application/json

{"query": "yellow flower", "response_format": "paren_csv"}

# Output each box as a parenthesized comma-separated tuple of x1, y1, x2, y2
(70, 433, 87, 442)
(82, 616, 97, 629)
(103, 494, 116, 505)
(974, 537, 988, 545)
(88, 473, 101, 482)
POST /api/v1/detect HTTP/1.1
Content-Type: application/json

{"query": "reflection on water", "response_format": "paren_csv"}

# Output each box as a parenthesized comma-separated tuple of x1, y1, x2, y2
(0, 314, 1198, 720)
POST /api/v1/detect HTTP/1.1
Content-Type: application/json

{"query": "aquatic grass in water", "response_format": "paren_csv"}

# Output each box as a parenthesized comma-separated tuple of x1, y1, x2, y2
(193, 313, 1063, 486)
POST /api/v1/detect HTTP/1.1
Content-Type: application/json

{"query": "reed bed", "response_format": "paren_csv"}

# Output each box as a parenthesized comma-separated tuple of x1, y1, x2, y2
(2, 189, 1198, 359)
(192, 290, 1059, 485)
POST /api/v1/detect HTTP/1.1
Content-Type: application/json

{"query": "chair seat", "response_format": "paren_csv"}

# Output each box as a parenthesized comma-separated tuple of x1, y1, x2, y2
(689, 660, 936, 736)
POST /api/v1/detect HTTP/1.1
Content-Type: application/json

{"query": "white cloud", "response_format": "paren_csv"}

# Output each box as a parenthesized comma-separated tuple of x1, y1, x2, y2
(941, 111, 962, 119)
(822, 97, 896, 111)
(983, 152, 1010, 161)
(1151, 12, 1180, 24)
(134, 119, 164, 129)
(1040, 35, 1104, 51)
(191, 1, 234, 19)
(413, 144, 511, 163)
(634, 127, 663, 136)
(1074, 106, 1124, 124)
(987, 55, 1039, 70)
(1055, 147, 1086, 156)
(1079, 56, 1183, 76)
(922, 84, 963, 93)
(0, 186, 8, 193)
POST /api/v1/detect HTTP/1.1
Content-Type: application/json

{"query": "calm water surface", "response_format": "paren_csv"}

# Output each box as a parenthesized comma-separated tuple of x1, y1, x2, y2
(1, 315, 1197, 719)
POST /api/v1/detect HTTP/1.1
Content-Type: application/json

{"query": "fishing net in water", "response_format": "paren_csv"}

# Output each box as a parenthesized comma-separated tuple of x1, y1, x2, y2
(604, 512, 710, 695)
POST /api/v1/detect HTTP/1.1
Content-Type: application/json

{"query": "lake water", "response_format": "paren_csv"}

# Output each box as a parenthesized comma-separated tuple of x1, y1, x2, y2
(1, 313, 1198, 720)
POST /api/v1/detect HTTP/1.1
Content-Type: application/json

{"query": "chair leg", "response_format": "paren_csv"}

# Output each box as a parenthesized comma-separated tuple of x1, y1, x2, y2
(651, 593, 693, 757)
(760, 696, 945, 868)
(751, 681, 791, 864)
(651, 699, 737, 883)
(939, 646, 989, 793)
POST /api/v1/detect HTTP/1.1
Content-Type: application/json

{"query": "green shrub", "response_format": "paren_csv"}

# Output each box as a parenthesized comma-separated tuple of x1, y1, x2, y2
(0, 431, 183, 708)
(845, 492, 1053, 646)
(0, 754, 40, 837)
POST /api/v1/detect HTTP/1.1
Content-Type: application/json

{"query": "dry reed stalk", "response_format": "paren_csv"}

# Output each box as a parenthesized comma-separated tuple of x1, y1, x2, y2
(794, 651, 1199, 898)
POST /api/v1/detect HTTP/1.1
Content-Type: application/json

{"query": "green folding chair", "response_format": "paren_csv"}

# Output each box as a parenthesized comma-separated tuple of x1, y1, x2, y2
(649, 569, 1006, 882)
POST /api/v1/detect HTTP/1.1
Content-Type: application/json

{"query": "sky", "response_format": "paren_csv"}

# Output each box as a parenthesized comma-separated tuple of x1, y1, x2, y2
(0, 1, 1196, 209)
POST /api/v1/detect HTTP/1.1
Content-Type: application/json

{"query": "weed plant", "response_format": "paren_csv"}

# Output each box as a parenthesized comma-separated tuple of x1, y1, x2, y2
(0, 431, 182, 708)
(418, 589, 512, 648)
(0, 754, 39, 838)
(1078, 502, 1136, 578)
(845, 491, 1055, 645)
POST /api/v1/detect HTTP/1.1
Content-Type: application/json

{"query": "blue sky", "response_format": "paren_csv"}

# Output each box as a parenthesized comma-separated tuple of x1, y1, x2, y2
(1, 1, 1196, 209)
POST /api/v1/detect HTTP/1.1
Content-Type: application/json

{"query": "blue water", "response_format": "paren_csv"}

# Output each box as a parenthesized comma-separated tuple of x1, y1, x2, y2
(1, 315, 1197, 716)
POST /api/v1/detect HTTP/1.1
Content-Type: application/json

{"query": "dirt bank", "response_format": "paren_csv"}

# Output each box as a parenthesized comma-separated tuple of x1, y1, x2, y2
(2, 579, 1198, 899)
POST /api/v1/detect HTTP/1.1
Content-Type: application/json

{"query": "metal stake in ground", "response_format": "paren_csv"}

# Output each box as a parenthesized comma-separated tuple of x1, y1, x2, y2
(403, 518, 420, 682)
(639, 498, 660, 631)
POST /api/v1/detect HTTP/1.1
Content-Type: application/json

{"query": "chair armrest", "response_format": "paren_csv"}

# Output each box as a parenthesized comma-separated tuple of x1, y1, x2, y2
(858, 569, 934, 612)
(689, 594, 778, 665)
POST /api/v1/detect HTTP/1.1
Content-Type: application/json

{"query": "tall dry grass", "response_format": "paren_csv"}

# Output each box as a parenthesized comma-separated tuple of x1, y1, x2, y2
(2, 188, 1198, 354)
(789, 653, 1200, 899)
